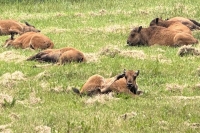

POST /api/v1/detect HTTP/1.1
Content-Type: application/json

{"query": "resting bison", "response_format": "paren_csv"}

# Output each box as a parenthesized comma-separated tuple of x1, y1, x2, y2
(127, 26, 198, 47)
(150, 18, 192, 34)
(4, 32, 54, 50)
(72, 69, 141, 97)
(167, 17, 200, 30)
(0, 20, 40, 36)
(27, 47, 86, 64)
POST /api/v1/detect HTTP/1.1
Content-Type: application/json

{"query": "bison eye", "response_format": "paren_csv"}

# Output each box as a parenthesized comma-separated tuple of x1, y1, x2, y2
(131, 34, 135, 37)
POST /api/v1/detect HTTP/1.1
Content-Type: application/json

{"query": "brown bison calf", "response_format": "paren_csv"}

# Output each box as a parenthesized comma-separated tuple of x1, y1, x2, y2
(150, 18, 192, 34)
(4, 32, 54, 50)
(27, 47, 86, 64)
(0, 20, 40, 36)
(167, 17, 200, 30)
(72, 69, 141, 97)
(127, 26, 198, 47)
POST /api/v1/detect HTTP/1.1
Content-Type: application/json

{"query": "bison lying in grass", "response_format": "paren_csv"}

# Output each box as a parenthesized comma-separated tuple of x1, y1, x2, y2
(150, 18, 192, 34)
(27, 47, 86, 64)
(4, 32, 54, 50)
(167, 17, 200, 30)
(127, 26, 198, 47)
(72, 69, 142, 97)
(0, 20, 40, 36)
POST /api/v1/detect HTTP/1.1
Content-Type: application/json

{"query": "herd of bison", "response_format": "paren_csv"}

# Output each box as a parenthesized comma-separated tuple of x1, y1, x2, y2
(0, 16, 200, 97)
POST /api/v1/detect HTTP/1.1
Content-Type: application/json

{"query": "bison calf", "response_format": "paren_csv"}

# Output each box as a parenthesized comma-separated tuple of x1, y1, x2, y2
(72, 69, 141, 97)
(150, 18, 192, 34)
(127, 26, 198, 47)
(4, 32, 54, 50)
(27, 47, 86, 64)
(167, 17, 200, 30)
(0, 20, 40, 36)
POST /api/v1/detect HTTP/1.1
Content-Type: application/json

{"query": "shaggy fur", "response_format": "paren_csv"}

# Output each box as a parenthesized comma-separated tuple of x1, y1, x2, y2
(127, 26, 198, 47)
(72, 69, 141, 97)
(150, 18, 192, 34)
(27, 47, 86, 64)
(0, 20, 40, 36)
(167, 17, 200, 30)
(4, 32, 54, 50)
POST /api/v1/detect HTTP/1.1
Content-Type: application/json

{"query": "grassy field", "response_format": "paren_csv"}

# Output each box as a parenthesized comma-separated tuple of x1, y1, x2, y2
(0, 0, 200, 132)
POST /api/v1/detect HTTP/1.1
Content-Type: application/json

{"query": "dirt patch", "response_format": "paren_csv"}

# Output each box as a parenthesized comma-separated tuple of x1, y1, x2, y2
(84, 92, 119, 104)
(35, 71, 50, 79)
(29, 92, 41, 105)
(0, 71, 26, 88)
(35, 125, 51, 133)
(177, 45, 200, 56)
(121, 50, 146, 60)
(0, 51, 26, 63)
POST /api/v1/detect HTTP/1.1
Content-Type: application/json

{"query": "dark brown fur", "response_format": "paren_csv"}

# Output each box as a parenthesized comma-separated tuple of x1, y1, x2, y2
(4, 32, 54, 50)
(27, 47, 86, 64)
(127, 26, 198, 47)
(72, 70, 140, 97)
(0, 20, 40, 36)
(150, 18, 192, 34)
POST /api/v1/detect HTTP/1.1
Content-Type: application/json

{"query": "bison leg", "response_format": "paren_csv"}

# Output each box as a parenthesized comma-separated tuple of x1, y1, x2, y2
(174, 33, 198, 46)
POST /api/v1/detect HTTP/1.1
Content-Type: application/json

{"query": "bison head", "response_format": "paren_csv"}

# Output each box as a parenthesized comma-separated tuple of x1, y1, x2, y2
(127, 26, 143, 46)
(124, 69, 139, 94)
(22, 22, 40, 34)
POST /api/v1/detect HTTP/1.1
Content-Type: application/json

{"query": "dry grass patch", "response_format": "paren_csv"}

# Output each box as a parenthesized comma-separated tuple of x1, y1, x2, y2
(0, 51, 26, 63)
(99, 45, 146, 59)
(165, 83, 186, 93)
(84, 53, 99, 63)
(35, 125, 51, 133)
(120, 111, 137, 120)
(0, 123, 12, 133)
(84, 92, 119, 104)
(42, 27, 70, 34)
(177, 45, 200, 57)
(184, 121, 200, 129)
(0, 93, 13, 108)
(151, 54, 172, 64)
(170, 96, 200, 100)
(0, 71, 26, 88)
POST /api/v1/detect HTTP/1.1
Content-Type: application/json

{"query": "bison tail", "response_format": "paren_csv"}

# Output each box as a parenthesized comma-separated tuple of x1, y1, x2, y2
(189, 19, 200, 27)
(26, 54, 37, 61)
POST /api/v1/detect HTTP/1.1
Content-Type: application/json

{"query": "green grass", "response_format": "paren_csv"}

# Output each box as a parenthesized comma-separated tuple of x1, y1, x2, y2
(0, 0, 200, 132)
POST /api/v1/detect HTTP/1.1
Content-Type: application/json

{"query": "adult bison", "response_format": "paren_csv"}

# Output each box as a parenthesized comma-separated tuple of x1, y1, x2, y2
(4, 32, 54, 50)
(27, 47, 86, 64)
(0, 20, 40, 36)
(72, 69, 142, 97)
(149, 18, 192, 34)
(127, 26, 198, 47)
(167, 17, 200, 30)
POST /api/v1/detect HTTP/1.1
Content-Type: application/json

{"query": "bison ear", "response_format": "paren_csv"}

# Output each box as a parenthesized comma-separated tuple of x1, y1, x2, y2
(136, 70, 139, 76)
(138, 26, 142, 33)
(156, 18, 159, 24)
(123, 69, 126, 74)
(25, 22, 31, 26)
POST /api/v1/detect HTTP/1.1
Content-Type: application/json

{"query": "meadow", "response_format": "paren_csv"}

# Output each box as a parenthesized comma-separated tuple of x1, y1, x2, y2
(0, 0, 200, 132)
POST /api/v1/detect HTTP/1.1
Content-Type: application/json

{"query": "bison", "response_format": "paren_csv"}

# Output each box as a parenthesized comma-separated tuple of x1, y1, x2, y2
(167, 17, 200, 30)
(72, 69, 141, 97)
(149, 18, 192, 34)
(0, 20, 40, 37)
(27, 47, 86, 64)
(127, 26, 198, 47)
(4, 32, 54, 50)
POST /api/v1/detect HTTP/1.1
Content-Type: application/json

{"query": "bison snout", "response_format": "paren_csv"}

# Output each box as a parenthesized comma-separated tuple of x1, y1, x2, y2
(127, 82, 133, 87)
